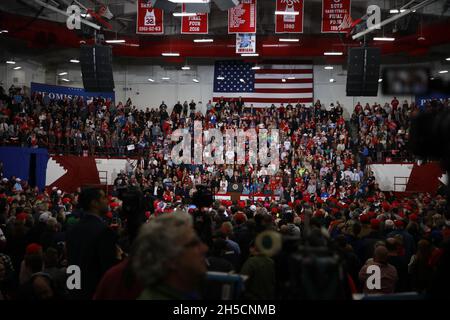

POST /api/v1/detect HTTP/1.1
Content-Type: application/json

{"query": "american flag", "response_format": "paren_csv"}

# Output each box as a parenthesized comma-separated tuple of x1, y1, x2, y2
(213, 61, 313, 108)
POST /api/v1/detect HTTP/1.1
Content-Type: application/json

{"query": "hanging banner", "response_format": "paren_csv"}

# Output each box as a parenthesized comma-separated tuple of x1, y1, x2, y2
(30, 82, 115, 102)
(181, 4, 208, 34)
(136, 0, 164, 35)
(236, 33, 256, 54)
(275, 0, 304, 33)
(228, 0, 257, 34)
(321, 0, 351, 33)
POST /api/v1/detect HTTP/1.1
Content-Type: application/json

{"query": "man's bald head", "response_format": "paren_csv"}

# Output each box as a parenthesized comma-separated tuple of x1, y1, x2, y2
(374, 245, 389, 264)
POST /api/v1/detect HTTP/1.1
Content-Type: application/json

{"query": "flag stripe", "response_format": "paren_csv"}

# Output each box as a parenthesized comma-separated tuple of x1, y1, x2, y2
(255, 78, 313, 84)
(256, 69, 313, 74)
(263, 64, 313, 69)
(212, 92, 313, 99)
(255, 73, 312, 79)
(213, 97, 313, 103)
(213, 61, 314, 107)
(255, 83, 313, 89)
(254, 88, 313, 93)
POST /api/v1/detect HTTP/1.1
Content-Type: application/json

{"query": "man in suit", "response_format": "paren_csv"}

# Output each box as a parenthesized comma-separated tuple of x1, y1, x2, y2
(66, 187, 119, 300)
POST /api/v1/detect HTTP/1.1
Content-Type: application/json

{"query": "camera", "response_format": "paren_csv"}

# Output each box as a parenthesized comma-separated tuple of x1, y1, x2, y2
(409, 103, 450, 162)
(191, 184, 214, 208)
(117, 186, 146, 245)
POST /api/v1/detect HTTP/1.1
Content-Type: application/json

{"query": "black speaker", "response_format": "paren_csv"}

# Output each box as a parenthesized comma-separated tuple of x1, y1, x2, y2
(346, 47, 380, 96)
(80, 45, 114, 92)
(213, 0, 240, 10)
(185, 3, 211, 13)
(94, 46, 114, 92)
(150, 0, 177, 12)
(80, 45, 97, 91)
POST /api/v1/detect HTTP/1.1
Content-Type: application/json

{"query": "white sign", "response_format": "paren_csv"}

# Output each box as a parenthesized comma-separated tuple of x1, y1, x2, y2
(236, 33, 256, 54)
(66, 5, 81, 30)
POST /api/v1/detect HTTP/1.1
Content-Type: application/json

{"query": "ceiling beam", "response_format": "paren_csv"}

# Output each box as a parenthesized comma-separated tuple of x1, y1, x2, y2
(352, 0, 438, 40)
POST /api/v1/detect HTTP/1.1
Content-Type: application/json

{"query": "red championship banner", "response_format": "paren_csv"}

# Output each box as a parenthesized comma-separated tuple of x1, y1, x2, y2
(181, 4, 208, 34)
(275, 0, 304, 33)
(136, 0, 164, 35)
(321, 0, 351, 33)
(228, 0, 257, 34)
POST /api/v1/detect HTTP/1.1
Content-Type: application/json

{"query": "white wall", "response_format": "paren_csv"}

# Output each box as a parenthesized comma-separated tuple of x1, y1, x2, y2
(56, 63, 418, 116)
(4, 58, 435, 117)
(0, 60, 46, 90)
(45, 158, 67, 186)
(58, 64, 214, 111)
(313, 65, 414, 117)
(369, 163, 414, 192)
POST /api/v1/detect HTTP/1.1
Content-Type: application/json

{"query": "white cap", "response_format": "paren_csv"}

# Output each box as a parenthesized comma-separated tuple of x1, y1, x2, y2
(39, 212, 51, 223)
(57, 190, 62, 195)
(385, 219, 394, 229)
(250, 205, 256, 212)
(16, 178, 21, 182)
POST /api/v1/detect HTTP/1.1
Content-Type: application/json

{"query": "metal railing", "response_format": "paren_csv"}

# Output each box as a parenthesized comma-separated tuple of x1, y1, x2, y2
(98, 170, 109, 194)
(394, 176, 409, 192)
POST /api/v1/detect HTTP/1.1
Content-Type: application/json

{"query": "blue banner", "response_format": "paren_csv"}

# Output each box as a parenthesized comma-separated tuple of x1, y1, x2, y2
(30, 82, 115, 102)
(416, 92, 450, 110)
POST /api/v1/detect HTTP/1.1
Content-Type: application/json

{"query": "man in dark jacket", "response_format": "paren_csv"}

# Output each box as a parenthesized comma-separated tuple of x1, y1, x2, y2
(66, 187, 119, 300)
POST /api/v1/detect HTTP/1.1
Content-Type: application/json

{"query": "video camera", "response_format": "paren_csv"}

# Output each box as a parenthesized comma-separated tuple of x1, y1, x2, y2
(191, 184, 214, 208)
(117, 186, 146, 245)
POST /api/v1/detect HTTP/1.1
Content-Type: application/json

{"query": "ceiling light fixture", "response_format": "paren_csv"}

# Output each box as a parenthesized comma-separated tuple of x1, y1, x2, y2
(373, 37, 395, 41)
(161, 53, 180, 57)
(169, 0, 210, 3)
(389, 9, 406, 14)
(105, 39, 126, 43)
(193, 39, 214, 43)
(324, 52, 343, 56)
(275, 11, 299, 15)
(279, 38, 299, 42)
(173, 12, 197, 17)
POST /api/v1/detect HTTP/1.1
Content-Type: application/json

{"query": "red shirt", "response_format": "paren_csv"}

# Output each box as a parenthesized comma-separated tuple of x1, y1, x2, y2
(391, 98, 399, 110)
(93, 259, 143, 300)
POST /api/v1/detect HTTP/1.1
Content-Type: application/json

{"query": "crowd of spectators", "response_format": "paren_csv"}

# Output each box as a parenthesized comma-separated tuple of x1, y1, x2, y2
(1, 84, 450, 300)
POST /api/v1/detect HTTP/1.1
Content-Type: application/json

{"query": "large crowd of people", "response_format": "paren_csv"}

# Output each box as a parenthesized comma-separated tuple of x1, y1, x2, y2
(0, 84, 450, 300)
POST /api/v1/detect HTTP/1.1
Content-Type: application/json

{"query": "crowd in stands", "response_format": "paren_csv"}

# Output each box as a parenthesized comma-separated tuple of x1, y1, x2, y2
(0, 84, 450, 300)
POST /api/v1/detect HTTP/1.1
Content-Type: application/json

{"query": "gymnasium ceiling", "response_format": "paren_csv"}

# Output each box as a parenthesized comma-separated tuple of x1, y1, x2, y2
(0, 0, 449, 66)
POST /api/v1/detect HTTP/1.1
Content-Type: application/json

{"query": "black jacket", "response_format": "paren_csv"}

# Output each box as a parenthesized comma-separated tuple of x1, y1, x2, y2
(66, 213, 118, 300)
